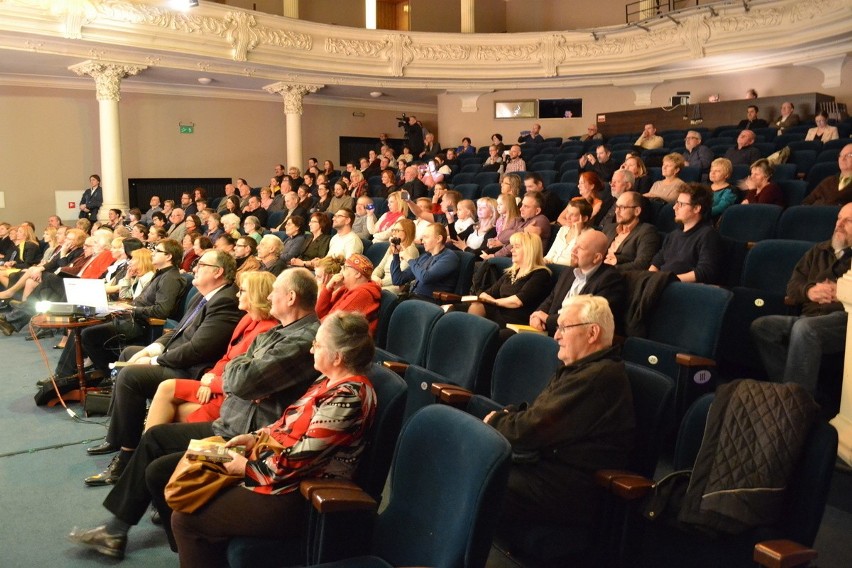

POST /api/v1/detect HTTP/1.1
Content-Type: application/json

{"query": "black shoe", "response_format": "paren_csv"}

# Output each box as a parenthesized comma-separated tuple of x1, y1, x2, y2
(150, 509, 162, 525)
(0, 317, 15, 336)
(0, 299, 10, 311)
(68, 525, 127, 559)
(86, 441, 118, 456)
(84, 454, 126, 486)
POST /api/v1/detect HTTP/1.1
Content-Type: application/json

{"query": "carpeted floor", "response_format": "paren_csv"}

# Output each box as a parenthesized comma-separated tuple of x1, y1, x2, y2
(3, 327, 851, 567)
(0, 330, 177, 566)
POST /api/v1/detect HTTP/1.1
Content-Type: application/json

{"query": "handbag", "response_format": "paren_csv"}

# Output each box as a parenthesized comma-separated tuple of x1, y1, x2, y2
(164, 436, 242, 514)
(164, 432, 288, 514)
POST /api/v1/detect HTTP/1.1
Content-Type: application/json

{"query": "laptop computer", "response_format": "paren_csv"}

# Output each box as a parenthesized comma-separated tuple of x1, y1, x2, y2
(62, 279, 125, 317)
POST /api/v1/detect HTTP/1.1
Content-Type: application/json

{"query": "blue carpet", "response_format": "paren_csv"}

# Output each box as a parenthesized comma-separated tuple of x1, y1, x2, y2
(0, 332, 178, 566)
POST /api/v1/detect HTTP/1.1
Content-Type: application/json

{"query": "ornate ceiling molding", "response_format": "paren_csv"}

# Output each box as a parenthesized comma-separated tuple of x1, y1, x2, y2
(0, 0, 849, 93)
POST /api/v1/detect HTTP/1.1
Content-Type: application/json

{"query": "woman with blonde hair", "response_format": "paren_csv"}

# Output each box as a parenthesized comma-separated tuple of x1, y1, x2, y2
(451, 231, 551, 327)
(370, 191, 410, 242)
(622, 155, 653, 194)
(644, 153, 688, 204)
(709, 157, 737, 219)
(372, 218, 419, 292)
(500, 173, 523, 202)
(143, 271, 279, 428)
(547, 198, 593, 265)
(117, 247, 156, 301)
(348, 169, 368, 198)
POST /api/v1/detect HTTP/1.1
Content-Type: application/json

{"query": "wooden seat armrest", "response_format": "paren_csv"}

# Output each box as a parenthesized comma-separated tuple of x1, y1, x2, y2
(147, 318, 166, 326)
(754, 539, 817, 568)
(432, 291, 463, 303)
(675, 353, 716, 367)
(594, 469, 655, 501)
(311, 487, 378, 514)
(299, 478, 360, 500)
(430, 382, 474, 404)
(382, 361, 409, 375)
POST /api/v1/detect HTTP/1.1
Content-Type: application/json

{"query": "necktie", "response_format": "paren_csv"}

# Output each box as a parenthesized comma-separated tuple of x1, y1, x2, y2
(170, 297, 208, 339)
(839, 176, 851, 191)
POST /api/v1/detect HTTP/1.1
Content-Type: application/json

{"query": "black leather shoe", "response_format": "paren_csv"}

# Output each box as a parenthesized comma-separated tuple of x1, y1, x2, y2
(86, 441, 118, 456)
(68, 525, 127, 559)
(150, 509, 162, 525)
(84, 454, 126, 486)
(0, 317, 15, 336)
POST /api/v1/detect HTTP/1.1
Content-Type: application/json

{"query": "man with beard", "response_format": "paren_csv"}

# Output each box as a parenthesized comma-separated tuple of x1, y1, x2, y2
(751, 203, 852, 393)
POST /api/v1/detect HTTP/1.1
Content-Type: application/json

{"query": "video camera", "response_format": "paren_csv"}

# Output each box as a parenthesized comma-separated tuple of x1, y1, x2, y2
(396, 113, 408, 128)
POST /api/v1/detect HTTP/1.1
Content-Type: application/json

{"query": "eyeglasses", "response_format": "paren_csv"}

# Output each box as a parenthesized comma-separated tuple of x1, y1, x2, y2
(674, 201, 694, 209)
(153, 248, 167, 254)
(236, 288, 248, 296)
(614, 205, 638, 211)
(555, 322, 593, 334)
(196, 262, 221, 270)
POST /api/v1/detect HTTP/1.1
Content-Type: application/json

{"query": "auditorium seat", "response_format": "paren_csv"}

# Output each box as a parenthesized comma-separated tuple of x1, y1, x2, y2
(777, 205, 839, 242)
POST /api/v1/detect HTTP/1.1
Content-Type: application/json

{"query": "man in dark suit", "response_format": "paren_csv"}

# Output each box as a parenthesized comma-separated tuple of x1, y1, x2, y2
(84, 249, 242, 486)
(79, 174, 103, 222)
(529, 230, 626, 335)
(603, 191, 661, 271)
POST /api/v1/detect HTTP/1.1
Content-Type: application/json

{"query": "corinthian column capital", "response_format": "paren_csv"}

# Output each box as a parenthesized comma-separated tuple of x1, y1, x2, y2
(69, 61, 147, 102)
(264, 82, 325, 115)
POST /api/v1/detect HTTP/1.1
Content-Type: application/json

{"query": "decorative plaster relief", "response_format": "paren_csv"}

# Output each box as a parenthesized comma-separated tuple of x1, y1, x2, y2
(69, 60, 146, 102)
(264, 82, 324, 115)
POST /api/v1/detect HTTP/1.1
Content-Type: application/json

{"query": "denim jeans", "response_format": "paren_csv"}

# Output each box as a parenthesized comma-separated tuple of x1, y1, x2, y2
(750, 311, 848, 393)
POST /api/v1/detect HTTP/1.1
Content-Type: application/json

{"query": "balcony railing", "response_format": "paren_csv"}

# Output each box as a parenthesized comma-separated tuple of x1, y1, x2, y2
(625, 0, 703, 24)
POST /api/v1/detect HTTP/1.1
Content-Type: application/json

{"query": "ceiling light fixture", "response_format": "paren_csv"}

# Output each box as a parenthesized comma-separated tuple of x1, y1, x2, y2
(369, 91, 383, 98)
(197, 77, 212, 85)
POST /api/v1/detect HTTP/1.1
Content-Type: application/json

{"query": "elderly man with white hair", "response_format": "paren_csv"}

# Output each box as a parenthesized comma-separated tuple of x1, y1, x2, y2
(485, 294, 635, 535)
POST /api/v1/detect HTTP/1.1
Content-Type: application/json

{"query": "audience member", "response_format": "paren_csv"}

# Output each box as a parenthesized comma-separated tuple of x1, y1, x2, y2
(233, 237, 261, 285)
(622, 155, 653, 194)
(645, 153, 689, 204)
(741, 158, 785, 207)
(317, 254, 382, 335)
(487, 294, 634, 533)
(774, 101, 801, 135)
(453, 232, 550, 328)
(579, 144, 618, 182)
(141, 196, 162, 225)
(530, 230, 626, 335)
(708, 157, 738, 219)
(803, 143, 852, 206)
(372, 219, 420, 293)
(485, 193, 551, 259)
(571, 171, 609, 225)
(420, 132, 441, 159)
(82, 250, 243, 486)
(603, 191, 661, 271)
(327, 209, 363, 259)
(352, 196, 376, 239)
(724, 129, 762, 166)
(142, 271, 278, 430)
(391, 222, 459, 302)
(525, 172, 563, 222)
(371, 191, 408, 242)
(482, 144, 504, 172)
(518, 123, 544, 145)
(291, 212, 333, 269)
(450, 197, 498, 257)
(737, 105, 769, 130)
(548, 198, 593, 266)
(805, 110, 840, 142)
(503, 144, 527, 174)
(682, 130, 714, 179)
(634, 123, 663, 150)
(79, 174, 103, 222)
(650, 184, 722, 283)
(751, 203, 852, 394)
(256, 234, 287, 276)
(67, 268, 322, 559)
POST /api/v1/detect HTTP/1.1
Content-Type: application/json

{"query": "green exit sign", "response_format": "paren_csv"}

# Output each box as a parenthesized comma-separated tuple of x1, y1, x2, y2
(180, 125, 194, 134)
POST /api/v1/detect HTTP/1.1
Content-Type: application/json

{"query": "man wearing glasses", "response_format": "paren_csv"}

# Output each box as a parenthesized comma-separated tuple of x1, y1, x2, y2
(485, 295, 634, 537)
(603, 191, 661, 272)
(73, 239, 189, 382)
(649, 184, 721, 284)
(327, 209, 364, 259)
(681, 130, 713, 180)
(84, 249, 242, 486)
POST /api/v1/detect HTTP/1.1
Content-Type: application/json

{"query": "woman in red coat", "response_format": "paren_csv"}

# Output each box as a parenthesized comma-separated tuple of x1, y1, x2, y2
(316, 254, 382, 336)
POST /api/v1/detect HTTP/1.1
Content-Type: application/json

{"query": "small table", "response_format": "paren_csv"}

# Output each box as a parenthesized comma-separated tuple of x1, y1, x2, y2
(30, 314, 103, 405)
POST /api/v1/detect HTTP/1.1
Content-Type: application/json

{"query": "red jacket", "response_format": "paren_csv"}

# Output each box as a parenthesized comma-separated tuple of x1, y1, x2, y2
(316, 280, 382, 336)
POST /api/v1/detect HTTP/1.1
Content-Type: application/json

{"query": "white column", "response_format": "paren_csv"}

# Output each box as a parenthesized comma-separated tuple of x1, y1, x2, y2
(832, 273, 852, 466)
(263, 82, 324, 171)
(282, 0, 298, 19)
(460, 0, 475, 33)
(69, 61, 146, 221)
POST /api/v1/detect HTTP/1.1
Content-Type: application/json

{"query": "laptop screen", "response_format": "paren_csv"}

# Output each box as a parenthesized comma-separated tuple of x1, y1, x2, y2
(63, 278, 109, 311)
